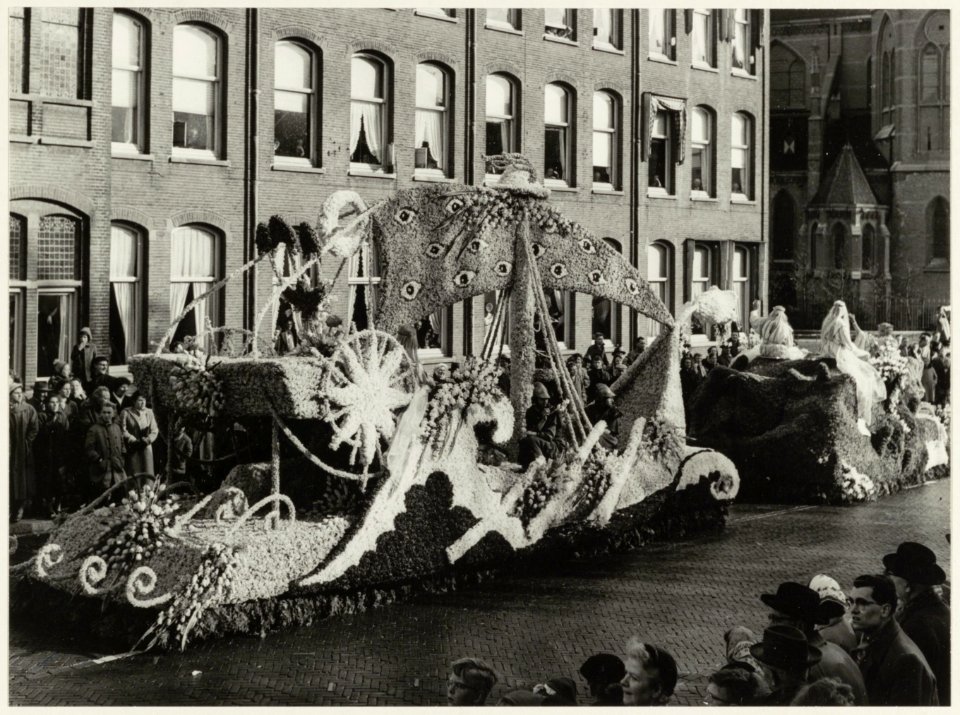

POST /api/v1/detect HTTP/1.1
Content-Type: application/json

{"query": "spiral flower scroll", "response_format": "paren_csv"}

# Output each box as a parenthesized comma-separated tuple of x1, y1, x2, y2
(80, 555, 109, 595)
(225, 494, 297, 538)
(214, 487, 249, 525)
(126, 566, 174, 608)
(35, 544, 63, 578)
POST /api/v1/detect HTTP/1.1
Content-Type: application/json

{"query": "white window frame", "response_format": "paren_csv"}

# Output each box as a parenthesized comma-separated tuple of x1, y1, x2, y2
(172, 24, 221, 160)
(732, 245, 750, 328)
(544, 83, 574, 188)
(691, 9, 716, 69)
(690, 106, 713, 198)
(415, 8, 456, 21)
(484, 74, 518, 183)
(109, 223, 144, 364)
(9, 288, 25, 381)
(592, 91, 618, 191)
(544, 9, 576, 42)
(273, 40, 317, 168)
(346, 241, 382, 331)
(647, 242, 672, 327)
(170, 226, 221, 351)
(112, 12, 145, 155)
(647, 110, 674, 196)
(649, 9, 676, 61)
(730, 112, 753, 200)
(689, 245, 713, 331)
(414, 62, 450, 180)
(36, 289, 79, 378)
(731, 9, 752, 75)
(350, 53, 391, 174)
(486, 8, 520, 32)
(592, 8, 621, 52)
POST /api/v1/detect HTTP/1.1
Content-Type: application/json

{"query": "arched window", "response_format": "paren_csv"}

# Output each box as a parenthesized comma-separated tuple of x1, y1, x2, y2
(415, 62, 451, 177)
(350, 53, 391, 171)
(772, 191, 796, 261)
(112, 12, 147, 153)
(690, 244, 712, 301)
(731, 112, 753, 199)
(647, 241, 673, 316)
(36, 213, 83, 376)
(690, 106, 714, 196)
(592, 91, 619, 189)
(878, 15, 895, 127)
(593, 238, 622, 344)
(544, 83, 574, 186)
(832, 223, 846, 270)
(110, 224, 145, 363)
(170, 225, 220, 350)
(593, 9, 621, 51)
(274, 40, 319, 166)
(485, 73, 519, 177)
(928, 197, 949, 264)
(861, 224, 875, 273)
(809, 222, 819, 269)
(921, 44, 940, 102)
(173, 24, 222, 157)
(771, 43, 806, 109)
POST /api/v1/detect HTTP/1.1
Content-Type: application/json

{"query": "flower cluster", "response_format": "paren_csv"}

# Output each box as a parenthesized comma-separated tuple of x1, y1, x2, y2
(935, 403, 951, 437)
(641, 415, 684, 465)
(870, 347, 910, 387)
(149, 542, 238, 651)
(256, 216, 322, 258)
(438, 189, 573, 237)
(577, 447, 614, 508)
(422, 358, 503, 449)
(514, 473, 560, 527)
(839, 461, 878, 503)
(169, 356, 226, 425)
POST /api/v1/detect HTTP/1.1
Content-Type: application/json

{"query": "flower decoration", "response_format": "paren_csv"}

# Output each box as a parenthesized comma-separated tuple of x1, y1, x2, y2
(494, 261, 512, 277)
(466, 238, 489, 254)
(578, 238, 597, 254)
(839, 461, 878, 504)
(625, 278, 640, 296)
(421, 357, 504, 451)
(588, 270, 606, 286)
(401, 281, 422, 300)
(550, 263, 568, 279)
(394, 207, 418, 225)
(453, 270, 476, 287)
(168, 355, 226, 429)
(530, 242, 546, 258)
(425, 243, 445, 259)
(445, 197, 466, 214)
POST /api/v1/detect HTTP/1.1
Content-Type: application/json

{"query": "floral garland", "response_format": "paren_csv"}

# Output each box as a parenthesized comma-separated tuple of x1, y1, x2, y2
(422, 358, 503, 451)
(168, 355, 226, 428)
(839, 461, 878, 503)
(870, 346, 910, 387)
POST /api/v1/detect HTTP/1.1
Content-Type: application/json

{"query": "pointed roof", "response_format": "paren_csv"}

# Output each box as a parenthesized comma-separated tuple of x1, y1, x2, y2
(810, 143, 880, 207)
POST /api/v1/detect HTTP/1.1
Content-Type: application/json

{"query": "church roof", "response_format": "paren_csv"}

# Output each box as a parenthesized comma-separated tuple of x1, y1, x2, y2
(810, 143, 880, 207)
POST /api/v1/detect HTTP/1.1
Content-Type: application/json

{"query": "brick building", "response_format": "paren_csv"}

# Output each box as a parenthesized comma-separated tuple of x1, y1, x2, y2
(768, 9, 950, 329)
(8, 7, 769, 385)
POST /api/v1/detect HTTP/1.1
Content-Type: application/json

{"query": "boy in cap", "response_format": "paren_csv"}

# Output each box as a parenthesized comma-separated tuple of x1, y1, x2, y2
(585, 384, 622, 451)
(580, 653, 625, 705)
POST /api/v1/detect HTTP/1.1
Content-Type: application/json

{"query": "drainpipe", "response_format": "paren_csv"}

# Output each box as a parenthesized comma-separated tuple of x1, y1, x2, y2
(759, 12, 768, 308)
(245, 9, 260, 331)
(463, 8, 477, 355)
(629, 9, 640, 342)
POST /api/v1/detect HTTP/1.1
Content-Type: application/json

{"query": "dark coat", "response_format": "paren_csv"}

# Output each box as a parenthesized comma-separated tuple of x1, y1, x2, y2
(518, 403, 559, 468)
(584, 343, 609, 366)
(9, 401, 39, 502)
(84, 422, 126, 488)
(858, 618, 938, 706)
(35, 410, 69, 500)
(808, 633, 868, 704)
(899, 590, 950, 705)
(70, 342, 98, 387)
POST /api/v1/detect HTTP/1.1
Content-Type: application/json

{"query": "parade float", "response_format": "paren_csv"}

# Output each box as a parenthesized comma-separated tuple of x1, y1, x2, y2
(11, 158, 739, 650)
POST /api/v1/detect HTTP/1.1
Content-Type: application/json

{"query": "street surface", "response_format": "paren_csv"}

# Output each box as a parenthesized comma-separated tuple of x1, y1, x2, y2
(8, 479, 951, 706)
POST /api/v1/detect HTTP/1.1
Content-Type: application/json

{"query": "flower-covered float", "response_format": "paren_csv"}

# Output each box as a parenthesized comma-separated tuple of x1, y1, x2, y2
(12, 157, 739, 650)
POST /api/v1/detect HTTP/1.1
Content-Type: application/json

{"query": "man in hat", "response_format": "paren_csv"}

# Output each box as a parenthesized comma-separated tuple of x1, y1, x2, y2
(9, 380, 39, 521)
(759, 582, 867, 703)
(620, 636, 678, 706)
(579, 653, 625, 705)
(883, 542, 950, 704)
(518, 382, 559, 470)
(701, 345, 720, 374)
(587, 355, 611, 398)
(446, 657, 498, 706)
(749, 624, 822, 704)
(849, 573, 938, 705)
(610, 348, 627, 382)
(585, 384, 622, 451)
(809, 574, 858, 653)
(585, 332, 609, 367)
(27, 381, 50, 414)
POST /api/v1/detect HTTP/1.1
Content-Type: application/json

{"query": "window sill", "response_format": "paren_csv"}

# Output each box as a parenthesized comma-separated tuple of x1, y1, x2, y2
(730, 195, 756, 205)
(348, 169, 397, 180)
(923, 260, 950, 273)
(731, 69, 758, 81)
(483, 174, 503, 186)
(592, 42, 624, 55)
(591, 187, 624, 196)
(414, 10, 458, 23)
(485, 23, 523, 36)
(113, 152, 155, 161)
(10, 134, 38, 144)
(648, 53, 678, 66)
(647, 188, 676, 199)
(544, 179, 577, 191)
(272, 163, 325, 174)
(38, 136, 94, 148)
(412, 173, 454, 183)
(543, 33, 578, 47)
(691, 62, 718, 73)
(170, 156, 231, 167)
(690, 193, 718, 202)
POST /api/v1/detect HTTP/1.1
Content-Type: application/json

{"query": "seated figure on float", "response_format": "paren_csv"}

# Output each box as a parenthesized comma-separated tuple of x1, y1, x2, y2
(817, 300, 886, 436)
(518, 382, 561, 470)
(730, 306, 806, 370)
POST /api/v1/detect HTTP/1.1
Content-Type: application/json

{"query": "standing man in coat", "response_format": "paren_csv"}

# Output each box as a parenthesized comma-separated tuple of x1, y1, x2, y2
(883, 542, 951, 705)
(9, 380, 39, 521)
(849, 574, 938, 706)
(70, 327, 98, 393)
(84, 401, 126, 500)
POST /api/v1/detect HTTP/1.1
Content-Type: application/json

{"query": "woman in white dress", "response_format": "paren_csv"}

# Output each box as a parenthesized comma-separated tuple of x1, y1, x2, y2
(818, 301, 886, 436)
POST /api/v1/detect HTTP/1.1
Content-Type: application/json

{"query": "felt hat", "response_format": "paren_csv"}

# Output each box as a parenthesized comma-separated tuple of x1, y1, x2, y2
(593, 332, 605, 339)
(579, 653, 626, 685)
(760, 582, 824, 624)
(594, 383, 615, 399)
(807, 574, 848, 620)
(79, 327, 93, 340)
(33, 380, 50, 392)
(749, 625, 822, 671)
(883, 542, 946, 585)
(532, 382, 550, 399)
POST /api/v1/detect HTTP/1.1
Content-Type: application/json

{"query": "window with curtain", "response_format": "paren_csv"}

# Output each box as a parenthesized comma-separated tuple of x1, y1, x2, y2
(486, 8, 519, 31)
(732, 10, 750, 72)
(732, 246, 750, 328)
(592, 91, 618, 189)
(690, 106, 713, 196)
(350, 53, 389, 171)
(112, 12, 145, 152)
(9, 213, 26, 382)
(9, 7, 28, 94)
(692, 9, 715, 67)
(485, 74, 518, 176)
(649, 9, 675, 59)
(929, 197, 949, 264)
(36, 214, 82, 376)
(347, 242, 381, 331)
(648, 111, 673, 194)
(832, 223, 846, 270)
(544, 9, 576, 41)
(731, 112, 752, 199)
(690, 245, 712, 302)
(593, 9, 620, 50)
(415, 63, 449, 176)
(170, 226, 219, 350)
(862, 224, 875, 273)
(109, 224, 143, 364)
(274, 40, 317, 165)
(544, 83, 574, 186)
(647, 242, 672, 315)
(173, 24, 220, 157)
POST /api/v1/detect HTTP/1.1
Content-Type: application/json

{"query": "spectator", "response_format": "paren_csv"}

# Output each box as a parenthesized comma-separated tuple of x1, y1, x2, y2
(518, 382, 560, 470)
(585, 332, 609, 367)
(610, 349, 627, 382)
(717, 343, 733, 367)
(849, 574, 938, 705)
(585, 384, 622, 451)
(921, 354, 938, 403)
(759, 581, 867, 703)
(55, 380, 80, 423)
(35, 390, 69, 515)
(587, 355, 611, 396)
(936, 306, 950, 346)
(679, 355, 703, 421)
(28, 381, 50, 414)
(9, 380, 39, 522)
(626, 336, 647, 365)
(170, 421, 194, 481)
(532, 677, 577, 705)
(882, 542, 951, 705)
(918, 333, 932, 366)
(790, 676, 856, 706)
(446, 657, 497, 706)
(701, 345, 720, 373)
(749, 625, 822, 704)
(931, 347, 950, 406)
(275, 317, 299, 356)
(566, 354, 590, 403)
(579, 653, 625, 706)
(84, 402, 126, 500)
(620, 637, 678, 706)
(111, 377, 132, 412)
(705, 664, 765, 706)
(905, 345, 924, 387)
(809, 574, 858, 653)
(70, 326, 98, 391)
(121, 391, 160, 478)
(728, 334, 742, 357)
(89, 355, 119, 393)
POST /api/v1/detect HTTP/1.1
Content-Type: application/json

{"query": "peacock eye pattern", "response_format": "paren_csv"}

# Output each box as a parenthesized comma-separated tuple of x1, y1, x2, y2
(625, 278, 640, 295)
(453, 270, 476, 287)
(550, 263, 568, 278)
(494, 261, 512, 276)
(394, 207, 418, 225)
(444, 197, 466, 214)
(425, 243, 444, 259)
(578, 238, 596, 254)
(466, 238, 489, 254)
(531, 242, 546, 258)
(401, 281, 422, 300)
(588, 269, 606, 286)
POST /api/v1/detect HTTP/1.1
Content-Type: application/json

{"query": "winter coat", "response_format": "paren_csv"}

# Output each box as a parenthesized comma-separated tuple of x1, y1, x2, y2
(120, 406, 159, 476)
(858, 618, 938, 706)
(898, 590, 950, 705)
(9, 401, 39, 502)
(85, 422, 126, 488)
(70, 342, 98, 388)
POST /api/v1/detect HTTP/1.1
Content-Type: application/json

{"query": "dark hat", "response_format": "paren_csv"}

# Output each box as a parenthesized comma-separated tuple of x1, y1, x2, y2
(93, 354, 110, 364)
(883, 542, 946, 585)
(33, 381, 50, 392)
(579, 653, 626, 685)
(325, 314, 343, 327)
(593, 332, 605, 339)
(532, 382, 550, 399)
(749, 625, 822, 671)
(760, 582, 825, 625)
(542, 677, 577, 705)
(612, 346, 625, 356)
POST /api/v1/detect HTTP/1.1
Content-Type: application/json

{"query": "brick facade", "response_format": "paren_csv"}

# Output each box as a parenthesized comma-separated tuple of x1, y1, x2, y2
(8, 8, 769, 384)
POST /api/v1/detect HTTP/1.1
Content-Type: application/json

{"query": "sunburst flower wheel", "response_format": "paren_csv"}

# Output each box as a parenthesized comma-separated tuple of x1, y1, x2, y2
(321, 329, 415, 472)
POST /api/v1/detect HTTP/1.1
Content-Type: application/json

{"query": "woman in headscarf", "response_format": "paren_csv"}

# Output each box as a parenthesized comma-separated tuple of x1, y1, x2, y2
(818, 301, 887, 435)
(120, 391, 160, 477)
(70, 327, 98, 392)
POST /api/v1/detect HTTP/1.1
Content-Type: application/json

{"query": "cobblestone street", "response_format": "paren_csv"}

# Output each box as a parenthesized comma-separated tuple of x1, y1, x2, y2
(8, 479, 951, 706)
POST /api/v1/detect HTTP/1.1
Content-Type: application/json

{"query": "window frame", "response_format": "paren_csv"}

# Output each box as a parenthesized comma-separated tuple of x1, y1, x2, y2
(273, 39, 320, 168)
(730, 112, 753, 201)
(111, 11, 147, 155)
(690, 105, 714, 198)
(593, 238, 623, 346)
(731, 9, 752, 76)
(486, 8, 521, 32)
(731, 245, 750, 328)
(350, 52, 392, 174)
(109, 222, 146, 364)
(691, 9, 716, 69)
(647, 110, 674, 196)
(484, 73, 520, 183)
(172, 23, 223, 160)
(649, 9, 676, 61)
(169, 225, 222, 351)
(928, 196, 949, 267)
(861, 223, 876, 274)
(544, 82, 575, 188)
(592, 91, 619, 191)
(831, 222, 847, 270)
(646, 241, 673, 326)
(35, 212, 84, 378)
(592, 8, 621, 52)
(415, 8, 456, 21)
(414, 62, 452, 180)
(544, 9, 577, 42)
